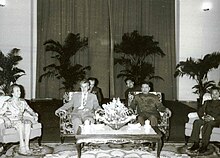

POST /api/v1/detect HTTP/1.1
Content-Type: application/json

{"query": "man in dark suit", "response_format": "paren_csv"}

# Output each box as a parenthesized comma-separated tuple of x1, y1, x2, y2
(88, 77, 103, 105)
(124, 78, 141, 107)
(189, 87, 220, 153)
(55, 79, 101, 134)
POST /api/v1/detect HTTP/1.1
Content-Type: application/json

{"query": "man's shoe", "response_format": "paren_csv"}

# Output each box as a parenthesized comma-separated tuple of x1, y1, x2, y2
(198, 146, 208, 153)
(189, 142, 200, 151)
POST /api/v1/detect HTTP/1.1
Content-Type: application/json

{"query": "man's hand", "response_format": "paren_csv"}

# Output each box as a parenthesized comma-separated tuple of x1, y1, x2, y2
(128, 93, 134, 100)
(95, 109, 105, 116)
(4, 117, 12, 128)
(203, 115, 215, 122)
(55, 109, 67, 117)
(165, 108, 172, 117)
(33, 113, 38, 122)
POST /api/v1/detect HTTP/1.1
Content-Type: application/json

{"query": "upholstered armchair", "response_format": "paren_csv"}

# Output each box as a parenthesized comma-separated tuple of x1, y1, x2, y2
(58, 108, 75, 143)
(0, 96, 42, 150)
(128, 92, 171, 140)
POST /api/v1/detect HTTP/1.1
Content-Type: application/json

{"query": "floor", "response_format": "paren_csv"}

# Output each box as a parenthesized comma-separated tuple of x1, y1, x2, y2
(28, 99, 196, 143)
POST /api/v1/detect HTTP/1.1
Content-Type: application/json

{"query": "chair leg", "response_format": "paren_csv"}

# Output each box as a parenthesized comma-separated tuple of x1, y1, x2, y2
(0, 143, 12, 155)
(185, 135, 190, 145)
(37, 136, 42, 146)
(61, 137, 65, 144)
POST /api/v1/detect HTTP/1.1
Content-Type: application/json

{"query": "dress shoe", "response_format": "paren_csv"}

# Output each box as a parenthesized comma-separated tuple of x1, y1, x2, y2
(189, 142, 200, 151)
(198, 146, 208, 153)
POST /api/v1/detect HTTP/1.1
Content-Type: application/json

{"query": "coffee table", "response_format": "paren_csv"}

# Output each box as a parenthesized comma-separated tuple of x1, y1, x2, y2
(75, 124, 163, 158)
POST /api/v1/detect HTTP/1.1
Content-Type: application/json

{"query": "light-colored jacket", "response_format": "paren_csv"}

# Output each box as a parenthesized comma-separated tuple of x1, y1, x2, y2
(57, 92, 101, 118)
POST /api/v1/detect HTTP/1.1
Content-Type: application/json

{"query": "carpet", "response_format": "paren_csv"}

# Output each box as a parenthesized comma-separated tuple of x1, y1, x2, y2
(1, 142, 220, 158)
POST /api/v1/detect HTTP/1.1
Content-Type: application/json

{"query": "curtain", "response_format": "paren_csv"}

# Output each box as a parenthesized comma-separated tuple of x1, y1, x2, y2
(37, 0, 176, 100)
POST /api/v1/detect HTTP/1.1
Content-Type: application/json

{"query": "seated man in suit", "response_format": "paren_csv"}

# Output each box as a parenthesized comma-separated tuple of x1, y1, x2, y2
(189, 87, 220, 153)
(130, 81, 171, 135)
(55, 79, 101, 134)
(88, 77, 103, 105)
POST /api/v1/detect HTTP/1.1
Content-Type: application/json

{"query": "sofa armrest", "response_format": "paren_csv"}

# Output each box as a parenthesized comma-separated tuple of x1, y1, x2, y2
(187, 112, 199, 124)
(188, 112, 199, 119)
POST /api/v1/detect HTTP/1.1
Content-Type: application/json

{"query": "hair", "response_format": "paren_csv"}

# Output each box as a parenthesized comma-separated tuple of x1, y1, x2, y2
(124, 78, 135, 84)
(8, 84, 20, 96)
(88, 77, 99, 86)
(0, 89, 5, 96)
(79, 79, 90, 86)
(211, 86, 220, 92)
(141, 81, 151, 86)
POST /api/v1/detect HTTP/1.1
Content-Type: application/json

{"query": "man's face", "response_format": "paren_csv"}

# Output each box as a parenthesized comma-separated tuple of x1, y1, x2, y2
(126, 80, 134, 88)
(211, 89, 220, 100)
(80, 82, 90, 93)
(89, 80, 95, 89)
(141, 84, 150, 94)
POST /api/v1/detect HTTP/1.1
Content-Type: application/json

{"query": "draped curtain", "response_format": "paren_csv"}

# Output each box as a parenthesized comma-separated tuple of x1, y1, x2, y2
(37, 0, 176, 100)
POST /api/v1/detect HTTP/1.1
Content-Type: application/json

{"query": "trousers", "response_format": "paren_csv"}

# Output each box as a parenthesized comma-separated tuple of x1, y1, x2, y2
(190, 119, 220, 146)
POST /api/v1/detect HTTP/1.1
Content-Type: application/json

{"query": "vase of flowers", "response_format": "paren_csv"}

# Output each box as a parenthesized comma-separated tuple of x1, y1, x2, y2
(95, 98, 136, 130)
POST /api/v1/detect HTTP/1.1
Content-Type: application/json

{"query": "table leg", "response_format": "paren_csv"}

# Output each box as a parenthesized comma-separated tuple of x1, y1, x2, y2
(157, 138, 163, 158)
(76, 143, 82, 158)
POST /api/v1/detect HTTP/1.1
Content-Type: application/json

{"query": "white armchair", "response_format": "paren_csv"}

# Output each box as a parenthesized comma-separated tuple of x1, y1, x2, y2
(0, 96, 42, 150)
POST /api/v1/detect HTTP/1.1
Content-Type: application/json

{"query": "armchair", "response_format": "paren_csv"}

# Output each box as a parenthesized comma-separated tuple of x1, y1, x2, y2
(128, 92, 170, 140)
(0, 96, 42, 150)
(58, 108, 75, 143)
(57, 92, 78, 143)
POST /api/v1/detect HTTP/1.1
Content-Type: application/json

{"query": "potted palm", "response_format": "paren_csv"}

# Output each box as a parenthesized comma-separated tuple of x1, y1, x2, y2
(39, 33, 91, 91)
(114, 30, 165, 85)
(174, 52, 220, 106)
(0, 48, 25, 94)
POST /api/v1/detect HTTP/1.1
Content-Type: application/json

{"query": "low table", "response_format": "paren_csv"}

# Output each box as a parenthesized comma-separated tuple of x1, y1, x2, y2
(75, 124, 163, 158)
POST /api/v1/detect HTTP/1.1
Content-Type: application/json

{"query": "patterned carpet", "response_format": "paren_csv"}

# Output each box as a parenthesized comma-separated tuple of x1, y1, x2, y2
(1, 142, 220, 158)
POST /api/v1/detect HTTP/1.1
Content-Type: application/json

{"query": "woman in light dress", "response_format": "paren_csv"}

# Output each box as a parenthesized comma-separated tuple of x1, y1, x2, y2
(0, 84, 38, 155)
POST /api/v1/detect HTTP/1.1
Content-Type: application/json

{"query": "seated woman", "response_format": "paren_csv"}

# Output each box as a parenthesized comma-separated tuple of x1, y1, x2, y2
(0, 84, 38, 155)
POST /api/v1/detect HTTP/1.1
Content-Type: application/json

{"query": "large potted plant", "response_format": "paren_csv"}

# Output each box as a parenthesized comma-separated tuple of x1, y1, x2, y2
(39, 33, 91, 91)
(114, 30, 165, 85)
(0, 48, 25, 94)
(174, 52, 220, 106)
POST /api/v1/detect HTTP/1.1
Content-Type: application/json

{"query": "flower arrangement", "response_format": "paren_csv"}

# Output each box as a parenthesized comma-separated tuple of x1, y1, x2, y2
(95, 98, 136, 130)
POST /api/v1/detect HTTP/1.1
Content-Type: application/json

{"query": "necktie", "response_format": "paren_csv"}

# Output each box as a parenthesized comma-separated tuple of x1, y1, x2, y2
(82, 93, 87, 106)
(79, 93, 87, 109)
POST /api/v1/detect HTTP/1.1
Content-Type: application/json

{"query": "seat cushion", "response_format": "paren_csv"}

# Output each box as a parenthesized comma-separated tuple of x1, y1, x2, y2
(0, 123, 42, 143)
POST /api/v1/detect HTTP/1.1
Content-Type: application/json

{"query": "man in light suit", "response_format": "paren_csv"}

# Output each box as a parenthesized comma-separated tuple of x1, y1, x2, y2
(55, 79, 101, 134)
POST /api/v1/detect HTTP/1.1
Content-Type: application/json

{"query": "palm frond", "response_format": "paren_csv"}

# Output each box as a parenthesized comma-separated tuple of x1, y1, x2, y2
(175, 51, 220, 105)
(0, 48, 25, 93)
(114, 30, 164, 84)
(40, 33, 90, 91)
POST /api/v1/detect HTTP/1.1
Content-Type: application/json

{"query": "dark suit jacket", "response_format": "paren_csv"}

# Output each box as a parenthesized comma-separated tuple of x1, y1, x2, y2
(90, 87, 103, 105)
(198, 100, 220, 123)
